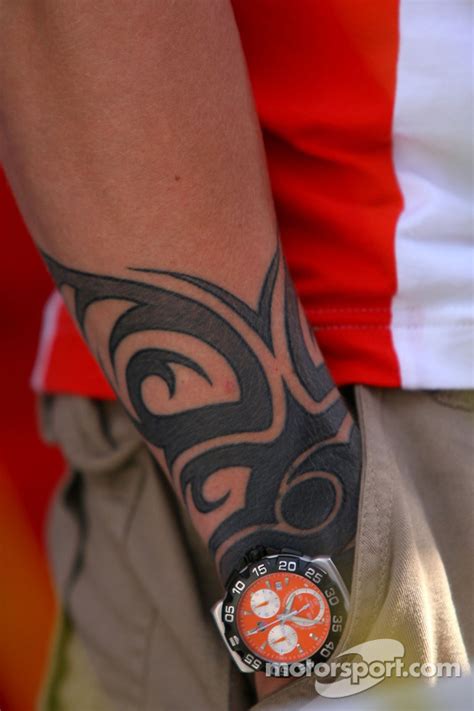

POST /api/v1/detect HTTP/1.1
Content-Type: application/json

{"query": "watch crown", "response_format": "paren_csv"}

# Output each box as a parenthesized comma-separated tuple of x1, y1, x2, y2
(246, 545, 267, 564)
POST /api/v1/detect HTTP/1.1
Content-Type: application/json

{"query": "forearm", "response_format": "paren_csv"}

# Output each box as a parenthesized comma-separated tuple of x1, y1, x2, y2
(41, 246, 361, 584)
(0, 1, 361, 584)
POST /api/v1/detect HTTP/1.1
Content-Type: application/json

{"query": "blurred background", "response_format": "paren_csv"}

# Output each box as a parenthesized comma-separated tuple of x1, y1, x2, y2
(0, 169, 64, 711)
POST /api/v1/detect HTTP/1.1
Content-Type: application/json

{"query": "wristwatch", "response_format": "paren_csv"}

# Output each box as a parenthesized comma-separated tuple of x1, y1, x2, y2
(212, 547, 349, 675)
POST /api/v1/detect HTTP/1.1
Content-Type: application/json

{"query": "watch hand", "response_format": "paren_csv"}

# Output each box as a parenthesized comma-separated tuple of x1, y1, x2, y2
(283, 591, 296, 614)
(246, 618, 280, 636)
(288, 603, 310, 615)
(246, 604, 311, 636)
(290, 603, 324, 627)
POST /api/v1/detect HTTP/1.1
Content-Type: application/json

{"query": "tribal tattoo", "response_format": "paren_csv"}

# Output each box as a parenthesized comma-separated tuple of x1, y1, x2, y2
(44, 247, 361, 582)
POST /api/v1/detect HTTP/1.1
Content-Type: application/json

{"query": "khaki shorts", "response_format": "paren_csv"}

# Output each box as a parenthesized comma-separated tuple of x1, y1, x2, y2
(38, 387, 473, 710)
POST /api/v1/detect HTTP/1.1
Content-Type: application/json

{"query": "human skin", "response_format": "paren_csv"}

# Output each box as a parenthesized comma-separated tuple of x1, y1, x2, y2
(0, 1, 361, 699)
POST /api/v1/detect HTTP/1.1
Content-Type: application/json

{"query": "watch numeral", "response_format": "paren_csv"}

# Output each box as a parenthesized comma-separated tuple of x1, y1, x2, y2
(304, 566, 324, 584)
(278, 559, 297, 572)
(244, 653, 263, 670)
(324, 587, 340, 606)
(320, 640, 335, 659)
(251, 563, 268, 577)
(231, 580, 246, 594)
(224, 604, 235, 622)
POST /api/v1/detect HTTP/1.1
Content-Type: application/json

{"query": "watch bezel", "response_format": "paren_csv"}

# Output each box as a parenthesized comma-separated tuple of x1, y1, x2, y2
(216, 552, 348, 675)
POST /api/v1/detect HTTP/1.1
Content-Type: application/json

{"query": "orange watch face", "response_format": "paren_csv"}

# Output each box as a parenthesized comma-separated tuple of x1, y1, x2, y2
(236, 571, 331, 663)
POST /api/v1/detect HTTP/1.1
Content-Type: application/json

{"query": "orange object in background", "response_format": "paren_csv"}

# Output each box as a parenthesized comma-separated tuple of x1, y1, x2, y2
(0, 466, 58, 711)
(0, 170, 64, 711)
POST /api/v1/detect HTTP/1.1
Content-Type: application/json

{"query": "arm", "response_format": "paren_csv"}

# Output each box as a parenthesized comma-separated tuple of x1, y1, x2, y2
(0, 0, 360, 686)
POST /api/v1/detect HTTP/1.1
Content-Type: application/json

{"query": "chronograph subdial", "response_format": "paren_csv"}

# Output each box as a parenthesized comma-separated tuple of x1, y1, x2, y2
(250, 588, 281, 619)
(283, 587, 326, 627)
(267, 624, 298, 656)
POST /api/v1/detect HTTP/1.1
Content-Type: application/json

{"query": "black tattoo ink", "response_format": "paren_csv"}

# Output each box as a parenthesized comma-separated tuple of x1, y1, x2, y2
(43, 247, 361, 581)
